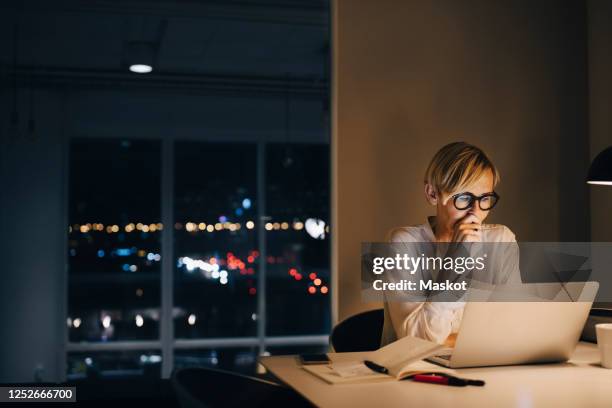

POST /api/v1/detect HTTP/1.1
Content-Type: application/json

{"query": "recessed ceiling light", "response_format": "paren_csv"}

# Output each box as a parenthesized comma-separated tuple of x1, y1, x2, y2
(129, 64, 153, 74)
(126, 41, 156, 74)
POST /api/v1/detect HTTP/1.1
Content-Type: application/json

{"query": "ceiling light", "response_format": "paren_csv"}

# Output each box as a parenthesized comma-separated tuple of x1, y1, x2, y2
(126, 41, 156, 74)
(130, 64, 152, 74)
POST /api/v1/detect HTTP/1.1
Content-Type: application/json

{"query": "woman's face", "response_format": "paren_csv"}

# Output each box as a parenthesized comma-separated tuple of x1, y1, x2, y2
(427, 169, 495, 227)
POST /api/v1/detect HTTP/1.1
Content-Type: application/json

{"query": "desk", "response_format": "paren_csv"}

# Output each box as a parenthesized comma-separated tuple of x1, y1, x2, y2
(260, 342, 612, 407)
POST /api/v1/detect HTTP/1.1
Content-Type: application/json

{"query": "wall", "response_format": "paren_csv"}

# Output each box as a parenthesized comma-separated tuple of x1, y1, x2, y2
(0, 91, 67, 383)
(333, 0, 590, 320)
(588, 0, 612, 242)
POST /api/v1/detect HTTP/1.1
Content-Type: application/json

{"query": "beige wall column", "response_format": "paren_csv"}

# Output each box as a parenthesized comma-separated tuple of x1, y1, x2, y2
(588, 0, 612, 242)
(332, 0, 590, 321)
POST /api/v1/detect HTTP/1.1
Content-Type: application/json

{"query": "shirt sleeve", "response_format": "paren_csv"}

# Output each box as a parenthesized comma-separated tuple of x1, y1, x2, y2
(500, 226, 522, 284)
(384, 228, 462, 344)
(386, 299, 462, 344)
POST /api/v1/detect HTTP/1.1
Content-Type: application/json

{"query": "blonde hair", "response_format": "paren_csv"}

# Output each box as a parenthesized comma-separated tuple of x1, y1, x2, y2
(424, 142, 500, 196)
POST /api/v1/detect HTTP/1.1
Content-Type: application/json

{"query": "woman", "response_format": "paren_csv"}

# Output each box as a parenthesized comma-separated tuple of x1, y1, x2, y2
(380, 142, 520, 347)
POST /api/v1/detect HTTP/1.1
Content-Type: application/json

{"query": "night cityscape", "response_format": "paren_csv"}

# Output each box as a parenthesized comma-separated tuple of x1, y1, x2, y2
(67, 139, 330, 377)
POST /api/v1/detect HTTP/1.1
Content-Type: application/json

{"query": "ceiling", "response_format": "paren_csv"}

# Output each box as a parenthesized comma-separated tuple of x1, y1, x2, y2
(0, 0, 330, 81)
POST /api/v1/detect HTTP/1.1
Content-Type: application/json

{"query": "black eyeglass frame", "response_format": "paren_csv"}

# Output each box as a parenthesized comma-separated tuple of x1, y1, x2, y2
(451, 191, 500, 211)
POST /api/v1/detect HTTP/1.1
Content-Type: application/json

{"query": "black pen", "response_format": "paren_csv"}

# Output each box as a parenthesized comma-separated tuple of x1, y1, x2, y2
(364, 360, 389, 374)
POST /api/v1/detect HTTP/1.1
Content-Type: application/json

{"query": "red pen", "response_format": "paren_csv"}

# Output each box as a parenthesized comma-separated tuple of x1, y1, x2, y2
(412, 374, 485, 387)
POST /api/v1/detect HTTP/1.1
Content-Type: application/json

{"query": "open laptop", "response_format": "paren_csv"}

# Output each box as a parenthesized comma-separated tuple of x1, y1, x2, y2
(427, 282, 599, 368)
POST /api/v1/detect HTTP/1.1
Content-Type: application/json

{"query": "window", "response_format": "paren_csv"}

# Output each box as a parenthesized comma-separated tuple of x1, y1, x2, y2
(68, 139, 161, 343)
(67, 138, 330, 378)
(265, 144, 331, 336)
(174, 142, 258, 338)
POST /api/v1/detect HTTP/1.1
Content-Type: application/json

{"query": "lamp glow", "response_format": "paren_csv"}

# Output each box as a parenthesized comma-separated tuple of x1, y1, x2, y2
(587, 181, 612, 186)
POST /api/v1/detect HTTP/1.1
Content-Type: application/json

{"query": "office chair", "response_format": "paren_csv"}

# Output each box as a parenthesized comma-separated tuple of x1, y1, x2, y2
(330, 308, 384, 352)
(171, 367, 312, 408)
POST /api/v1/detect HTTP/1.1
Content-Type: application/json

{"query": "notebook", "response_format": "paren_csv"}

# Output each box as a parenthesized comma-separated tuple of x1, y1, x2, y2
(302, 335, 455, 384)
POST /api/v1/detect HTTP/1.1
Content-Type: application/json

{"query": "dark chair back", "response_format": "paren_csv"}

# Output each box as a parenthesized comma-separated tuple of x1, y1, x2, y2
(330, 308, 384, 352)
(582, 308, 612, 343)
(171, 367, 311, 408)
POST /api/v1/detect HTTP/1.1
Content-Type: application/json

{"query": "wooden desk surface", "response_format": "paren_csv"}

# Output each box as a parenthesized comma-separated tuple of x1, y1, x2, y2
(260, 342, 612, 408)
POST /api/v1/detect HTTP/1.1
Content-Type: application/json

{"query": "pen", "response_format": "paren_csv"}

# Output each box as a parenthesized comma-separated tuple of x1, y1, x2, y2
(363, 360, 389, 374)
(412, 374, 485, 387)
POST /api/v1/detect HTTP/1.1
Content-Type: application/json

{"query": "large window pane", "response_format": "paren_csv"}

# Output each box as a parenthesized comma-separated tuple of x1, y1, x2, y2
(174, 142, 258, 338)
(265, 144, 331, 335)
(68, 139, 161, 341)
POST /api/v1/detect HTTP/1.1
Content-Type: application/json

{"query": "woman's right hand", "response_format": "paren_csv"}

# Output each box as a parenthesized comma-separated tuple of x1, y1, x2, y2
(451, 213, 482, 242)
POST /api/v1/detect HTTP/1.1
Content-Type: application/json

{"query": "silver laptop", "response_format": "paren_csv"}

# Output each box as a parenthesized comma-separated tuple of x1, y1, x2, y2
(428, 282, 598, 368)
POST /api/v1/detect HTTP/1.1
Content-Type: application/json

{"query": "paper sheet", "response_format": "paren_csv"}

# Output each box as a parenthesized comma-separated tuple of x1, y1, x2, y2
(331, 361, 378, 378)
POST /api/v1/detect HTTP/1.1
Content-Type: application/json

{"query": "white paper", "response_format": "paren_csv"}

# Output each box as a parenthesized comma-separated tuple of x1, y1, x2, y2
(331, 361, 378, 378)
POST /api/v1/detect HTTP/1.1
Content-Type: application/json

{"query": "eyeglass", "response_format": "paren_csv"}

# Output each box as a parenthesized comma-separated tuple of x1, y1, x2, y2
(451, 191, 500, 211)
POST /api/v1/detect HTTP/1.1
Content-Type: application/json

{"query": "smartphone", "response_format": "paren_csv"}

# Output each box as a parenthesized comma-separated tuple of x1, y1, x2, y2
(299, 353, 331, 365)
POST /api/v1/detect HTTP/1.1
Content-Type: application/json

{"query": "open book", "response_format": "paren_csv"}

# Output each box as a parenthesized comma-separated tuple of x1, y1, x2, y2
(303, 335, 454, 384)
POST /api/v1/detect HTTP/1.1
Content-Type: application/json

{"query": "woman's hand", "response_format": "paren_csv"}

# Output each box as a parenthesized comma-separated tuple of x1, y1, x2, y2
(451, 213, 482, 242)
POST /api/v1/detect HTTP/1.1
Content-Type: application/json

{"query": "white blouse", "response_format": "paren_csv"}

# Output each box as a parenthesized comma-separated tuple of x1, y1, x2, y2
(380, 217, 520, 347)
